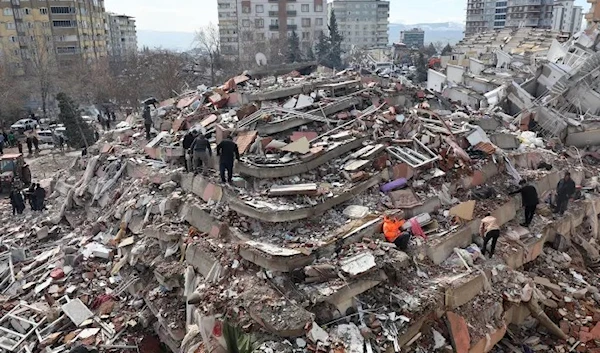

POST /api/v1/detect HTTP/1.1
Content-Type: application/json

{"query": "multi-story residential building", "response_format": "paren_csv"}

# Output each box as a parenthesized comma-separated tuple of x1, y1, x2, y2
(0, 0, 108, 73)
(466, 0, 582, 37)
(505, 0, 554, 28)
(585, 0, 599, 27)
(328, 0, 390, 52)
(217, 0, 328, 61)
(399, 28, 424, 49)
(551, 0, 582, 34)
(106, 13, 137, 61)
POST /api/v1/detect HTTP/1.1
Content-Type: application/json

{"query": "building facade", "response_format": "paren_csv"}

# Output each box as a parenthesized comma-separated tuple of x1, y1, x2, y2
(217, 0, 328, 61)
(585, 0, 599, 27)
(551, 0, 582, 34)
(106, 13, 137, 60)
(328, 0, 390, 52)
(399, 28, 424, 48)
(505, 0, 554, 28)
(466, 0, 583, 37)
(0, 0, 108, 73)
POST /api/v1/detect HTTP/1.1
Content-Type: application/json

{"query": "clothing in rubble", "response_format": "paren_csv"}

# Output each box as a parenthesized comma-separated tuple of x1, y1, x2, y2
(216, 137, 240, 183)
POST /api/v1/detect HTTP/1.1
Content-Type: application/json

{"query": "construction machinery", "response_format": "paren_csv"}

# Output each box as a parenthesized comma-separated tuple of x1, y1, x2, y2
(0, 154, 31, 192)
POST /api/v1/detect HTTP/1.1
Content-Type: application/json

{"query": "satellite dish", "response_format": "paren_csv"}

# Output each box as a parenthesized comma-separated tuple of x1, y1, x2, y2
(255, 52, 268, 66)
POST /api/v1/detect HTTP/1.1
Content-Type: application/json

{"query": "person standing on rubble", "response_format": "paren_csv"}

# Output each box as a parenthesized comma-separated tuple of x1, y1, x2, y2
(509, 179, 539, 227)
(25, 183, 36, 211)
(143, 105, 152, 140)
(216, 134, 240, 184)
(9, 187, 25, 215)
(34, 183, 46, 211)
(480, 213, 500, 258)
(182, 130, 195, 172)
(554, 171, 576, 215)
(191, 133, 212, 175)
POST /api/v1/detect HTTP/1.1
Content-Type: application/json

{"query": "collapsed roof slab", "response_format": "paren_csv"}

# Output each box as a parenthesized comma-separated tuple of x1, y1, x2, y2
(257, 97, 362, 136)
(226, 172, 383, 223)
(237, 136, 368, 179)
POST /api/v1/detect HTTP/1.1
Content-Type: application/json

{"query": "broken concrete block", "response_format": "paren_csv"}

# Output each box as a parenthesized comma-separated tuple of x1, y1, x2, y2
(446, 311, 470, 353)
(281, 137, 310, 154)
(36, 226, 49, 240)
(62, 299, 94, 327)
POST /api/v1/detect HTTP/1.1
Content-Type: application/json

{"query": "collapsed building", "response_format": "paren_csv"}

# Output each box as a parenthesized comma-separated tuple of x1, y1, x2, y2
(3, 38, 600, 353)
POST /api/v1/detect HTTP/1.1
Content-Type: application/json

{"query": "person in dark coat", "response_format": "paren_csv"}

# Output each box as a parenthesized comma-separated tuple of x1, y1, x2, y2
(509, 179, 539, 227)
(25, 183, 36, 210)
(216, 135, 240, 183)
(9, 188, 25, 215)
(191, 133, 212, 175)
(554, 171, 576, 215)
(26, 137, 33, 155)
(143, 105, 152, 140)
(182, 131, 195, 172)
(34, 183, 46, 211)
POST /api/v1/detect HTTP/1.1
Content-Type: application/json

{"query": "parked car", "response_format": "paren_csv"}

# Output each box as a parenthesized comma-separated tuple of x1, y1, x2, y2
(10, 119, 37, 131)
(37, 130, 55, 145)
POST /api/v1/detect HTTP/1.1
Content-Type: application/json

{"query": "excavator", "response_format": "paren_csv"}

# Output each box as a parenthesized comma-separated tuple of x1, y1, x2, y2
(0, 153, 32, 192)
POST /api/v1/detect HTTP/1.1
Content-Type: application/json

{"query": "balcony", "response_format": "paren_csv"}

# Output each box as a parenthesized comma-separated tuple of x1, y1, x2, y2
(287, 24, 297, 30)
(269, 24, 279, 30)
(287, 10, 296, 16)
(269, 11, 279, 16)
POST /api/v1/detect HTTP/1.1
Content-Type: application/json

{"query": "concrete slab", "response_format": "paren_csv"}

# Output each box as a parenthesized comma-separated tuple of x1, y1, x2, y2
(447, 311, 470, 353)
(61, 299, 94, 327)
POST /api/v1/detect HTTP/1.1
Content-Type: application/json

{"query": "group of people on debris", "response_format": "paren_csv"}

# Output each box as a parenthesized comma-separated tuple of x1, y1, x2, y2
(384, 171, 578, 259)
(181, 129, 241, 184)
(9, 183, 46, 215)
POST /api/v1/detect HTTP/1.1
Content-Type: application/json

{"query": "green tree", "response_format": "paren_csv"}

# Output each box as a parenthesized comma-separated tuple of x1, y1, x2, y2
(441, 43, 453, 56)
(415, 53, 428, 83)
(56, 93, 97, 149)
(287, 30, 302, 62)
(305, 46, 316, 61)
(327, 11, 343, 69)
(315, 32, 330, 66)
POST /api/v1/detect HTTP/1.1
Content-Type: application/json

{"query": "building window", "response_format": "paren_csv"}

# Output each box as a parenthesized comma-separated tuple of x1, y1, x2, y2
(9, 36, 16, 42)
(242, 5, 251, 13)
(3, 8, 12, 16)
(271, 19, 279, 25)
(40, 8, 48, 15)
(56, 46, 78, 54)
(271, 4, 279, 11)
(495, 14, 506, 19)
(302, 4, 309, 12)
(287, 4, 295, 10)
(302, 18, 311, 27)
(255, 18, 264, 28)
(242, 19, 251, 27)
(257, 33, 265, 40)
(302, 32, 310, 40)
(242, 32, 253, 41)
(52, 20, 76, 28)
(256, 4, 263, 13)
(316, 18, 323, 26)
(495, 8, 507, 13)
(24, 8, 30, 15)
(6, 22, 15, 30)
(51, 6, 76, 14)
(315, 4, 323, 12)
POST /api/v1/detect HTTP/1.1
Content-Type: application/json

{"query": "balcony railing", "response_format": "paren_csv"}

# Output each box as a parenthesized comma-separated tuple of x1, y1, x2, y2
(269, 24, 279, 30)
(287, 10, 296, 16)
(287, 24, 297, 30)
(269, 11, 278, 16)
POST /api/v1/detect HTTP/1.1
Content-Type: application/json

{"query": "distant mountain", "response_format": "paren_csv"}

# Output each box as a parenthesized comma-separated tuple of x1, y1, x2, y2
(138, 30, 196, 51)
(390, 22, 465, 46)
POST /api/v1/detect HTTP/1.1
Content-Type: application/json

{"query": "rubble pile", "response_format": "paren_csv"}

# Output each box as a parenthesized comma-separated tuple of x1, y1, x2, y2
(5, 33, 600, 352)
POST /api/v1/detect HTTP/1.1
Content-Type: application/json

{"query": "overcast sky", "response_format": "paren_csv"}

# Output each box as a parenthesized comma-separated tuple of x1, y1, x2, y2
(104, 0, 589, 33)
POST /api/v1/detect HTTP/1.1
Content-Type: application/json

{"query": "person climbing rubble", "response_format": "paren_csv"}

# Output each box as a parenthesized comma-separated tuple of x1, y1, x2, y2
(509, 179, 539, 227)
(143, 105, 153, 140)
(216, 134, 240, 184)
(182, 130, 195, 172)
(479, 213, 500, 258)
(34, 183, 46, 211)
(191, 132, 212, 175)
(383, 215, 410, 251)
(554, 171, 576, 215)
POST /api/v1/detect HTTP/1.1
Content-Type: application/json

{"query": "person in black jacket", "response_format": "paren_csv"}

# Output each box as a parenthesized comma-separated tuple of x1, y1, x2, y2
(191, 133, 212, 175)
(510, 179, 539, 227)
(34, 184, 46, 211)
(182, 131, 195, 172)
(216, 135, 240, 183)
(9, 188, 25, 215)
(554, 171, 576, 215)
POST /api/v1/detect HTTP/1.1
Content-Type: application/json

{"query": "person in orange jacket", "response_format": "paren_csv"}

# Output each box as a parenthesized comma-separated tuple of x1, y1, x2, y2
(384, 216, 410, 251)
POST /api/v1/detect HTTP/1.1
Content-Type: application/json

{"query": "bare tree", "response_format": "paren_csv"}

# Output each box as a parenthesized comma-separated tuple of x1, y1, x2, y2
(195, 24, 221, 86)
(0, 66, 27, 128)
(24, 25, 57, 118)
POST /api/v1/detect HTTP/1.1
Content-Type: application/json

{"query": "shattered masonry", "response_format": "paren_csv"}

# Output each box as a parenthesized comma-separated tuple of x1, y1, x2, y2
(4, 27, 600, 353)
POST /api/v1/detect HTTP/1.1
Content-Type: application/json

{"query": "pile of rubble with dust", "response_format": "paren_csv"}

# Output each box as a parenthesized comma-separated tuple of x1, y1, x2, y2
(4, 28, 600, 353)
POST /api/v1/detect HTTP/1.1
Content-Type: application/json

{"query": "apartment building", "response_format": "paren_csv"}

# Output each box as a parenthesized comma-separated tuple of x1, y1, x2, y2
(328, 0, 390, 52)
(466, 0, 582, 37)
(551, 0, 582, 34)
(217, 0, 328, 61)
(0, 0, 108, 73)
(585, 0, 599, 27)
(399, 28, 424, 49)
(505, 0, 554, 28)
(106, 13, 137, 60)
